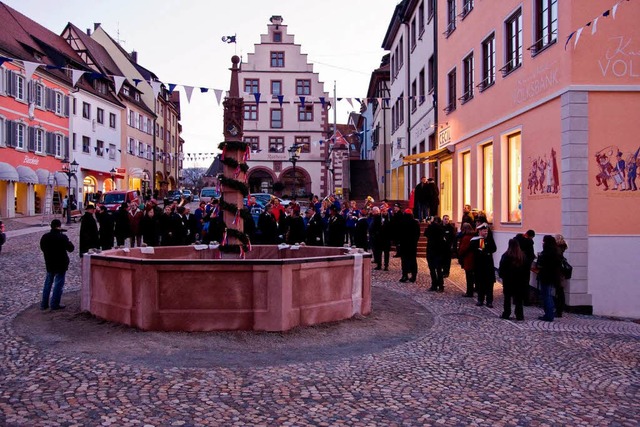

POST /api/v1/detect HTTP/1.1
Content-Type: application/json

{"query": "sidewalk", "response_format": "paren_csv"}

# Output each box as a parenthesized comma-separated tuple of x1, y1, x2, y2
(2, 213, 79, 238)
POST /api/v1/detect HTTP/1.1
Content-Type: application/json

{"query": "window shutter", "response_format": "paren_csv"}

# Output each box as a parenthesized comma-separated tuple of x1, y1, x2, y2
(45, 87, 54, 111)
(45, 132, 54, 155)
(64, 136, 69, 158)
(28, 126, 36, 152)
(6, 121, 15, 147)
(64, 95, 70, 117)
(6, 70, 16, 97)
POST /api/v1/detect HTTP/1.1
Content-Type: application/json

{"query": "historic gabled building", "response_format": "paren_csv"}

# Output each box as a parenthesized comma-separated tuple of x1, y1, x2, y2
(382, 0, 438, 200)
(91, 25, 182, 195)
(61, 23, 124, 204)
(0, 3, 76, 218)
(366, 55, 392, 200)
(436, 0, 640, 317)
(240, 16, 331, 198)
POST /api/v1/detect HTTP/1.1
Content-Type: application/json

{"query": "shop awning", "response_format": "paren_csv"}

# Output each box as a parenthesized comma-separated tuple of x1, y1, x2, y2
(54, 172, 70, 187)
(0, 162, 19, 181)
(16, 165, 39, 184)
(129, 167, 149, 180)
(402, 146, 455, 166)
(36, 168, 53, 185)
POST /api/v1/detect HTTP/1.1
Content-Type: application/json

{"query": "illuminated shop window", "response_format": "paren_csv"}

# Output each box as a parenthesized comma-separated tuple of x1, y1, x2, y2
(462, 151, 471, 207)
(482, 143, 494, 222)
(507, 133, 521, 222)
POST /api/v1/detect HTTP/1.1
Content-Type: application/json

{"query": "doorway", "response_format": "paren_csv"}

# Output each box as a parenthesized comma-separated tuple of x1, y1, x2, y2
(440, 158, 453, 220)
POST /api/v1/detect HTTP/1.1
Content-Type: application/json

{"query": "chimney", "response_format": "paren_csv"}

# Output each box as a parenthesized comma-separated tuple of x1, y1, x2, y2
(130, 50, 138, 63)
(94, 23, 101, 30)
(86, 28, 92, 36)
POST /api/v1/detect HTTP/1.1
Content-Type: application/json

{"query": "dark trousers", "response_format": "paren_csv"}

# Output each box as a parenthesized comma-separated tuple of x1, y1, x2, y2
(427, 254, 444, 290)
(416, 202, 428, 221)
(464, 269, 475, 295)
(477, 278, 494, 304)
(442, 252, 452, 277)
(373, 246, 390, 268)
(555, 283, 566, 316)
(401, 253, 417, 279)
(502, 283, 524, 320)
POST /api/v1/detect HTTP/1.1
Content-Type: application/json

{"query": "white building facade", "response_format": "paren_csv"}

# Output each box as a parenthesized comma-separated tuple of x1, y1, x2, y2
(241, 16, 331, 199)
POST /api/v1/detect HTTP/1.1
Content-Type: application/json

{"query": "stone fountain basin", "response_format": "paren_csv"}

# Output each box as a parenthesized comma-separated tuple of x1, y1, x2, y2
(81, 245, 371, 332)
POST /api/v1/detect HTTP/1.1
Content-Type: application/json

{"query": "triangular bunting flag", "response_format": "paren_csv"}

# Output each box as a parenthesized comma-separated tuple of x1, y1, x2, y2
(22, 61, 41, 81)
(299, 96, 305, 107)
(612, 3, 619, 19)
(319, 97, 326, 109)
(150, 80, 162, 99)
(346, 98, 353, 108)
(71, 69, 86, 87)
(603, 10, 610, 17)
(200, 87, 209, 93)
(377, 97, 382, 106)
(277, 95, 284, 107)
(183, 85, 194, 103)
(113, 76, 126, 94)
(168, 83, 177, 94)
(565, 31, 575, 50)
(574, 27, 584, 48)
(333, 131, 349, 147)
(133, 78, 142, 86)
(45, 65, 63, 70)
(592, 17, 599, 35)
(253, 92, 261, 104)
(214, 89, 224, 105)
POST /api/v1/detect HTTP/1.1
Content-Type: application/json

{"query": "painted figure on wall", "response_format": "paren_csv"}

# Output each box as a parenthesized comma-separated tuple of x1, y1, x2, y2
(527, 149, 560, 195)
(594, 146, 640, 192)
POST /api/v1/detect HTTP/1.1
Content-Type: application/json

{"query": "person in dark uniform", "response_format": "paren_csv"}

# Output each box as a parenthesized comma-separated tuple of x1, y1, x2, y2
(514, 229, 536, 305)
(304, 207, 325, 246)
(326, 205, 346, 247)
(258, 204, 278, 245)
(96, 205, 115, 250)
(399, 209, 420, 283)
(40, 219, 74, 310)
(425, 216, 446, 291)
(79, 203, 99, 257)
(470, 223, 497, 307)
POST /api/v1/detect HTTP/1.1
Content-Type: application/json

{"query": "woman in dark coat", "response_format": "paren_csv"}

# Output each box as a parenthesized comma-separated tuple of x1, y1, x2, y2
(96, 206, 115, 250)
(140, 206, 160, 246)
(456, 223, 476, 297)
(470, 223, 497, 307)
(535, 235, 563, 322)
(399, 209, 420, 283)
(498, 238, 529, 321)
(114, 202, 130, 247)
(79, 204, 99, 256)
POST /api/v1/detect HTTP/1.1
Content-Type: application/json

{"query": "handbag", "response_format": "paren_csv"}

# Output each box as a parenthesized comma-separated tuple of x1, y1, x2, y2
(561, 257, 573, 279)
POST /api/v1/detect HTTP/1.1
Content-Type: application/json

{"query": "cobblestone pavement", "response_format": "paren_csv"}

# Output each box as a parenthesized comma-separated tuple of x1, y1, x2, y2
(0, 221, 639, 426)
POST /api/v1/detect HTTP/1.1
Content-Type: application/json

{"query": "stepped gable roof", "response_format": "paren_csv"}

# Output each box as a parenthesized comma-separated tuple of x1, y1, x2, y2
(0, 3, 84, 83)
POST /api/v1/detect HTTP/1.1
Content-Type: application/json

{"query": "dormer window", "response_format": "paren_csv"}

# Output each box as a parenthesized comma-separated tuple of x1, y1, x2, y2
(273, 32, 282, 42)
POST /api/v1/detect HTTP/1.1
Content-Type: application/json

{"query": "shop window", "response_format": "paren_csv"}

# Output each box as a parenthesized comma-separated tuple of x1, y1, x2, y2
(505, 132, 522, 222)
(482, 143, 494, 222)
(462, 151, 471, 207)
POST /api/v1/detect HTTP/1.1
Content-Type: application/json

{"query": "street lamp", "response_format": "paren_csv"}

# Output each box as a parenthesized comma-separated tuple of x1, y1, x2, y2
(288, 144, 300, 197)
(110, 168, 117, 190)
(61, 158, 79, 224)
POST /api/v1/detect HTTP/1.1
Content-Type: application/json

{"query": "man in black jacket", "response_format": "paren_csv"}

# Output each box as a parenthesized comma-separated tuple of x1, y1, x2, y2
(40, 219, 74, 310)
(514, 229, 536, 305)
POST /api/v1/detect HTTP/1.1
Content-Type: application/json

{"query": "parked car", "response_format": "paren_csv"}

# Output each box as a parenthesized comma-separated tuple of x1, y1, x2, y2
(200, 187, 221, 203)
(182, 190, 192, 203)
(100, 190, 140, 212)
(243, 197, 265, 228)
(192, 194, 200, 203)
(163, 189, 183, 205)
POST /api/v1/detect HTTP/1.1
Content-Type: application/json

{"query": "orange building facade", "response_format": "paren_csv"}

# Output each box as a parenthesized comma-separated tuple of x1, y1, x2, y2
(436, 0, 640, 317)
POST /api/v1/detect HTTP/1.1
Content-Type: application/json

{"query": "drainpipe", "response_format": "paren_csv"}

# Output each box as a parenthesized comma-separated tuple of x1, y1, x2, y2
(152, 118, 156, 194)
(432, 0, 439, 181)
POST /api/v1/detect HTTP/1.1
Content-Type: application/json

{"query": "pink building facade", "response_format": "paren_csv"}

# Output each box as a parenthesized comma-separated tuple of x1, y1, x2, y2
(240, 16, 331, 199)
(436, 0, 640, 317)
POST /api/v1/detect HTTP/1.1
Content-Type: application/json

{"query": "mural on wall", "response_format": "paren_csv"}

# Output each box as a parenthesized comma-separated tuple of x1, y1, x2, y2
(595, 145, 639, 191)
(527, 148, 560, 195)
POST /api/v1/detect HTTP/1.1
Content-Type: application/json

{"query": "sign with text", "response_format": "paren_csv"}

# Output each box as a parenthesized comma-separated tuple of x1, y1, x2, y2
(438, 127, 451, 148)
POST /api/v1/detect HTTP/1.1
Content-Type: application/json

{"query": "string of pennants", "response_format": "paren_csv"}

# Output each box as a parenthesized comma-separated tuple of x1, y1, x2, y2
(183, 128, 369, 163)
(564, 0, 633, 50)
(0, 55, 395, 108)
(88, 145, 180, 161)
